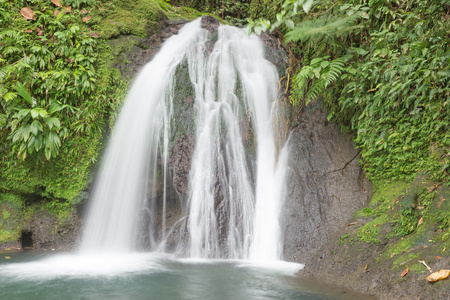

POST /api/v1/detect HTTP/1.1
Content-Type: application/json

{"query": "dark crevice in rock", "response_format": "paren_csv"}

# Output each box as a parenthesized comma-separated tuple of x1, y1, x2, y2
(20, 231, 33, 249)
(320, 151, 361, 177)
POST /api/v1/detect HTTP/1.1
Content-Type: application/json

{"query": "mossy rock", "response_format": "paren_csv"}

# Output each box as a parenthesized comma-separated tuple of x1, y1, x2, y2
(98, 0, 166, 39)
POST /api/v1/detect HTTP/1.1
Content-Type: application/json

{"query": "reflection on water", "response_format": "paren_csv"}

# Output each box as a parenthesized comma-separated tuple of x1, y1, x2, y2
(0, 252, 374, 300)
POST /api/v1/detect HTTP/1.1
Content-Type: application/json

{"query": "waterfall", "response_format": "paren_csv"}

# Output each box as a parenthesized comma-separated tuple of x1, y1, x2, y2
(80, 18, 288, 261)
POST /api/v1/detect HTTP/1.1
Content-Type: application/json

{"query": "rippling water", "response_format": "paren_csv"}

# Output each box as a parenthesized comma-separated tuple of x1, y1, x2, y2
(0, 252, 373, 300)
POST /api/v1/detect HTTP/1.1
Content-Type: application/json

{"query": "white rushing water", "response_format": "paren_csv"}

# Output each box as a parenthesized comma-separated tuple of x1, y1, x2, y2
(80, 18, 288, 262)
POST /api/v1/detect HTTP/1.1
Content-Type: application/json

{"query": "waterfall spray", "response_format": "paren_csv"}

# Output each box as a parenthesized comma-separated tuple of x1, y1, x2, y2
(80, 18, 288, 261)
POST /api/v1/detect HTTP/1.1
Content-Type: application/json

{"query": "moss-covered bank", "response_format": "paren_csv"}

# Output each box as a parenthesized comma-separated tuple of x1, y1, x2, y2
(300, 175, 450, 299)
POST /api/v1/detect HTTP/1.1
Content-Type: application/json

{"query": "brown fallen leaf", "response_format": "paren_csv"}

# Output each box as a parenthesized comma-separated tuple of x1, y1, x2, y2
(37, 27, 42, 36)
(65, 6, 72, 12)
(390, 253, 395, 258)
(54, 10, 60, 17)
(436, 256, 442, 259)
(89, 32, 100, 37)
(21, 7, 35, 20)
(51, 0, 62, 7)
(401, 266, 409, 277)
(418, 217, 423, 226)
(428, 185, 437, 193)
(346, 222, 357, 227)
(82, 16, 92, 22)
(25, 29, 32, 33)
(427, 270, 450, 282)
(437, 194, 446, 208)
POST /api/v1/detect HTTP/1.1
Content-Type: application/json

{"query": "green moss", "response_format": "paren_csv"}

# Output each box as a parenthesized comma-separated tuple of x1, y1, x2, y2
(357, 222, 381, 245)
(0, 229, 20, 243)
(96, 0, 166, 39)
(0, 193, 25, 243)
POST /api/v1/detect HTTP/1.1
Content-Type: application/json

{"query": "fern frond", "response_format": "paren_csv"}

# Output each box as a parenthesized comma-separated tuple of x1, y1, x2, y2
(285, 14, 360, 43)
(1, 29, 22, 40)
(323, 57, 346, 87)
(3, 46, 22, 56)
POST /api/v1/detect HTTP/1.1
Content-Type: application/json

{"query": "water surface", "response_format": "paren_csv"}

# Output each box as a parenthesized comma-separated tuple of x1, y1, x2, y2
(0, 252, 373, 300)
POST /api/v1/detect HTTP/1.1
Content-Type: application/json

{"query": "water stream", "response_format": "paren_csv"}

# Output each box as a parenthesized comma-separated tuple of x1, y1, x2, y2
(80, 18, 287, 260)
(0, 18, 374, 299)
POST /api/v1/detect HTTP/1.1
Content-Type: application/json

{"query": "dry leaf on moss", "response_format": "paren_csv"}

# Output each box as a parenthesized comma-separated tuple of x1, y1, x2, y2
(401, 266, 409, 277)
(54, 10, 60, 17)
(51, 0, 62, 7)
(21, 7, 35, 20)
(427, 270, 450, 282)
(82, 16, 92, 22)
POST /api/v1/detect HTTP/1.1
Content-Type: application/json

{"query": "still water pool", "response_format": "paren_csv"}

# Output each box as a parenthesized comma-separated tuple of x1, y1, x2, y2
(0, 252, 373, 300)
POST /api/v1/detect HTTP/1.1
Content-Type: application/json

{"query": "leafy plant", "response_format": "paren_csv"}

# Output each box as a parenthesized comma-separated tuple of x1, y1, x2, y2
(249, 0, 450, 186)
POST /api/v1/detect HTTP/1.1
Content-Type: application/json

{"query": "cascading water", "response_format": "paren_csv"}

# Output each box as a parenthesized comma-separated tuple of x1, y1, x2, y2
(80, 17, 288, 262)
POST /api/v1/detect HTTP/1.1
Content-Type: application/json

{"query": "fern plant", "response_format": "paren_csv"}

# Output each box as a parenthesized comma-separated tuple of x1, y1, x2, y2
(290, 55, 350, 106)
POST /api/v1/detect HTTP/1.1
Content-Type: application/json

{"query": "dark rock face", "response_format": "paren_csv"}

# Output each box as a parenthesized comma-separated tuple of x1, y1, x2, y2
(259, 31, 289, 81)
(169, 135, 195, 194)
(200, 16, 219, 33)
(110, 19, 188, 79)
(24, 210, 81, 251)
(282, 102, 372, 263)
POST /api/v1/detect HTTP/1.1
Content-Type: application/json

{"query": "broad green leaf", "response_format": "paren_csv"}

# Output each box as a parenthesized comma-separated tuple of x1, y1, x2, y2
(21, 124, 31, 142)
(254, 25, 262, 35)
(35, 108, 48, 118)
(28, 136, 36, 154)
(35, 134, 42, 151)
(45, 117, 61, 130)
(16, 109, 30, 121)
(48, 102, 65, 114)
(313, 68, 321, 79)
(302, 0, 313, 13)
(285, 19, 295, 29)
(353, 48, 369, 56)
(321, 61, 330, 68)
(14, 82, 33, 105)
(276, 13, 282, 23)
(311, 58, 323, 65)
(45, 147, 51, 160)
(244, 25, 252, 36)
(30, 120, 43, 136)
(31, 109, 39, 119)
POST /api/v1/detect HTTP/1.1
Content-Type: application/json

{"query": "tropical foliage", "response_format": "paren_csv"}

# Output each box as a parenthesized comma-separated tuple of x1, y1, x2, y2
(0, 0, 110, 161)
(0, 0, 130, 205)
(248, 0, 450, 186)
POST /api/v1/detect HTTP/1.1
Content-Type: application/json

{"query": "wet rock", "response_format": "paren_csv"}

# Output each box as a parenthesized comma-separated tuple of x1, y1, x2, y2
(282, 101, 372, 262)
(200, 16, 219, 33)
(23, 209, 81, 251)
(169, 135, 195, 195)
(110, 19, 188, 79)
